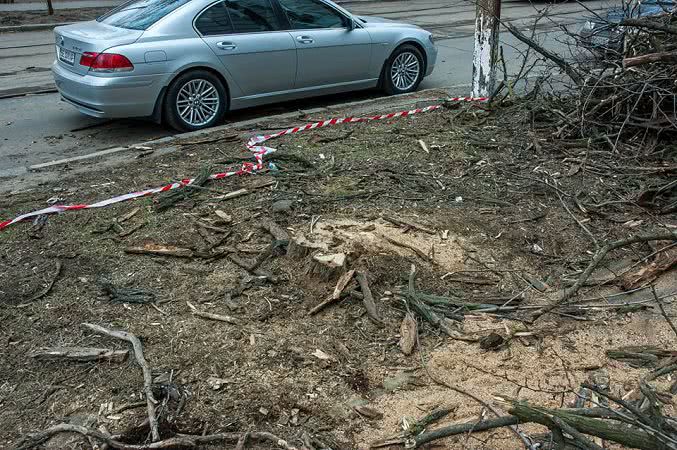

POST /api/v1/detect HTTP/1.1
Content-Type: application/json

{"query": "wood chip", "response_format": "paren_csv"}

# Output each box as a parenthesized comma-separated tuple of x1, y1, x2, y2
(214, 210, 233, 223)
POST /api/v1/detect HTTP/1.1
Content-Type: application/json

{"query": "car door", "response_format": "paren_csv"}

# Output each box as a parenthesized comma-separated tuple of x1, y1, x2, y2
(197, 0, 297, 97)
(276, 0, 372, 89)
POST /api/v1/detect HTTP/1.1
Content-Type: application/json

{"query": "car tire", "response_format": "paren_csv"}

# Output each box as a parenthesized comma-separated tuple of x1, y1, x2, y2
(164, 70, 227, 132)
(382, 44, 425, 95)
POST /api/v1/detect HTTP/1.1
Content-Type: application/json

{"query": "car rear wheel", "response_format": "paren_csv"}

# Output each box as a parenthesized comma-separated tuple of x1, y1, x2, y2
(383, 45, 424, 95)
(164, 70, 227, 132)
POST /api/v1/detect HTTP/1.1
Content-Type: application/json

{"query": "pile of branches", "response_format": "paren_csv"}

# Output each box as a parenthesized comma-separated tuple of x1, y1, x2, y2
(506, 1, 677, 151)
(373, 359, 677, 449)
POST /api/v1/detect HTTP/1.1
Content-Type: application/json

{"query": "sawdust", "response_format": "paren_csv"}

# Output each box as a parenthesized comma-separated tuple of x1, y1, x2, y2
(297, 218, 466, 273)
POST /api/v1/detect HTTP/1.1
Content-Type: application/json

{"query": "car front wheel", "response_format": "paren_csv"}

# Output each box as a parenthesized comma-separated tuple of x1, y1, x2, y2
(164, 70, 227, 132)
(383, 45, 425, 95)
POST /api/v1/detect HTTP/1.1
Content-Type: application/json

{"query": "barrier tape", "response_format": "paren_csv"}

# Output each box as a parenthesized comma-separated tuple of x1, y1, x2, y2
(0, 96, 487, 231)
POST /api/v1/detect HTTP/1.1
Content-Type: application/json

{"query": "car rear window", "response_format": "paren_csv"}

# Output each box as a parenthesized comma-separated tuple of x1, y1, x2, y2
(195, 1, 233, 35)
(98, 0, 192, 30)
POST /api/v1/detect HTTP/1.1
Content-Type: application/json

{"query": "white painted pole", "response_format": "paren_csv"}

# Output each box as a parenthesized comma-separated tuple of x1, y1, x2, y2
(471, 0, 501, 98)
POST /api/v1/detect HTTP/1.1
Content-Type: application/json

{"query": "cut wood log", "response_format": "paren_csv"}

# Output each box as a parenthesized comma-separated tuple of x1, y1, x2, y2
(287, 233, 328, 259)
(29, 347, 129, 363)
(308, 253, 346, 281)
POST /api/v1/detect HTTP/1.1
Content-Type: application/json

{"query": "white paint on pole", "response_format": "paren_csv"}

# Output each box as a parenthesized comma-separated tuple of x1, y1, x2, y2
(471, 0, 501, 98)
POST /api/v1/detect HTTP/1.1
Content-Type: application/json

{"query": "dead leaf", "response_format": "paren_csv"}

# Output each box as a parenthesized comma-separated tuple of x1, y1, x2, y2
(399, 313, 417, 355)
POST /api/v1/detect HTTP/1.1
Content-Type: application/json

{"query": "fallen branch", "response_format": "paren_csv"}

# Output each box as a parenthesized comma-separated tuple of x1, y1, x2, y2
(413, 415, 520, 447)
(29, 347, 129, 363)
(308, 270, 355, 315)
(19, 260, 62, 306)
(15, 425, 299, 450)
(533, 231, 677, 321)
(504, 398, 668, 450)
(652, 285, 677, 338)
(624, 50, 677, 68)
(82, 323, 160, 442)
(383, 216, 436, 234)
(380, 234, 429, 260)
(187, 302, 239, 325)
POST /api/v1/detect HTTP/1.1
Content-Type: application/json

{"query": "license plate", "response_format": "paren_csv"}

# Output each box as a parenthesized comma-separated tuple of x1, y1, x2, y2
(57, 46, 75, 65)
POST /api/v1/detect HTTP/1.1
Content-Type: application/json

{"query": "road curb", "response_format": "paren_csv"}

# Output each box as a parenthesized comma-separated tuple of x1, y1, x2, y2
(0, 22, 73, 33)
(27, 88, 451, 172)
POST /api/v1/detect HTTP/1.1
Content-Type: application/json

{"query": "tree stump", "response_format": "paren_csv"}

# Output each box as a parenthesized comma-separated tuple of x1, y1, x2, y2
(308, 253, 346, 281)
(287, 233, 328, 259)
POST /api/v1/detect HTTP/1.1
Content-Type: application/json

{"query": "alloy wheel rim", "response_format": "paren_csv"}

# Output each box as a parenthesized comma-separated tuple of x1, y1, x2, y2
(177, 79, 220, 127)
(390, 52, 420, 91)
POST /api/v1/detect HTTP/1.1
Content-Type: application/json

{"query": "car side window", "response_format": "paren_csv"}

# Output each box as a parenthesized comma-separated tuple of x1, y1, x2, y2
(225, 0, 279, 33)
(277, 0, 346, 30)
(195, 2, 233, 35)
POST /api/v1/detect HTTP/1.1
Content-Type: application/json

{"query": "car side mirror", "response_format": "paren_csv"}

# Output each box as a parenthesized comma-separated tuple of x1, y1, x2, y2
(347, 18, 356, 31)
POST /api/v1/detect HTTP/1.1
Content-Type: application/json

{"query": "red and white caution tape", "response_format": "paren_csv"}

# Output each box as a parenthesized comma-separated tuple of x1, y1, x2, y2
(0, 97, 487, 231)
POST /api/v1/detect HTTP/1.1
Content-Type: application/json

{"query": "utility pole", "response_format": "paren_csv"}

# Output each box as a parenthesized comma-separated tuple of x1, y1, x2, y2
(471, 0, 501, 98)
(46, 0, 54, 15)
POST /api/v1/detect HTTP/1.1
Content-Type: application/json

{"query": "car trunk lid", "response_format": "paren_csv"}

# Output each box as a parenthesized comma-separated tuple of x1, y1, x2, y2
(54, 21, 143, 75)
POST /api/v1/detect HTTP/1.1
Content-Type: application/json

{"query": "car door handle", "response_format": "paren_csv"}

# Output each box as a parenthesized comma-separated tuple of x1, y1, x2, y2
(216, 41, 237, 50)
(296, 36, 314, 44)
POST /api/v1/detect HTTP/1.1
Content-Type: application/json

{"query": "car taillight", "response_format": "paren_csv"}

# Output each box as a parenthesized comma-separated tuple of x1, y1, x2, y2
(79, 52, 134, 72)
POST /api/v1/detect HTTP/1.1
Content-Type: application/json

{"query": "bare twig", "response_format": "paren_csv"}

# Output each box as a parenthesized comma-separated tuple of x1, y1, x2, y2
(82, 323, 160, 442)
(187, 302, 239, 325)
(652, 285, 677, 338)
(533, 231, 677, 321)
(15, 424, 299, 450)
(17, 260, 62, 307)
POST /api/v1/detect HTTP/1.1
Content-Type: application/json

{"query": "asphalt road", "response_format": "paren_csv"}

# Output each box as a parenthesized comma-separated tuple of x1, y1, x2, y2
(0, 0, 612, 191)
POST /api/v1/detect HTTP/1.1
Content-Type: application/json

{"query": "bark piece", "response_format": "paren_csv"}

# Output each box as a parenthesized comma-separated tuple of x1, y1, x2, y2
(260, 220, 290, 242)
(399, 313, 417, 355)
(355, 271, 383, 326)
(29, 347, 128, 363)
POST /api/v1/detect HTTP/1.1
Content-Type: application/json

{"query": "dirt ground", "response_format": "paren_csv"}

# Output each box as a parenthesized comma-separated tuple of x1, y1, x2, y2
(1, 95, 676, 449)
(0, 7, 107, 26)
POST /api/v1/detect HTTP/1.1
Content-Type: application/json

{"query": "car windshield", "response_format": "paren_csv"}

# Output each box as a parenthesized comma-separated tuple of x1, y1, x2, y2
(97, 0, 191, 30)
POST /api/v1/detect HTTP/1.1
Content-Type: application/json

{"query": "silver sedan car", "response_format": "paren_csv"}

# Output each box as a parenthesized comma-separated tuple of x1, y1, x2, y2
(53, 0, 437, 131)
